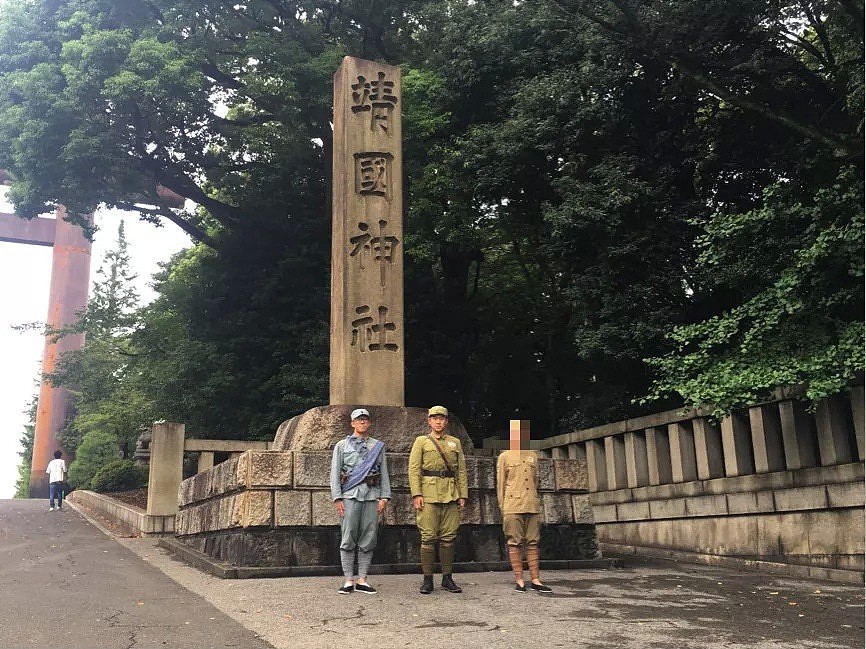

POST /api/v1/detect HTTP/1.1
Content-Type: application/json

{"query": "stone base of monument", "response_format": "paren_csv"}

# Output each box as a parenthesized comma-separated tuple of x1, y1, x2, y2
(173, 406, 601, 574)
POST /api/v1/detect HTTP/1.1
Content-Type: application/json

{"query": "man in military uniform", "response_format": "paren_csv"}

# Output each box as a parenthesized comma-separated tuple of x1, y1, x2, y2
(496, 419, 552, 593)
(408, 405, 468, 594)
(330, 408, 391, 594)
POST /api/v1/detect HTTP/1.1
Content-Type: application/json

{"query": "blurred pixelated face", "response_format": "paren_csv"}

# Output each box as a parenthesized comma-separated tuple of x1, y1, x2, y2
(509, 420, 531, 450)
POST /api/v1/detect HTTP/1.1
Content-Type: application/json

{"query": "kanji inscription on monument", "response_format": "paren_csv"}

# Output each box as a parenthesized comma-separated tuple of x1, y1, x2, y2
(331, 57, 404, 405)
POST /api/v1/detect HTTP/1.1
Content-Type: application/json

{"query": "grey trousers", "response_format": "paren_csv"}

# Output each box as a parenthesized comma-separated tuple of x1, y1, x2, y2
(340, 499, 379, 552)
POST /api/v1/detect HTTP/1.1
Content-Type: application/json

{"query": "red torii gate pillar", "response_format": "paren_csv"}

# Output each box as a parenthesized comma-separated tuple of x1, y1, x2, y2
(0, 207, 92, 498)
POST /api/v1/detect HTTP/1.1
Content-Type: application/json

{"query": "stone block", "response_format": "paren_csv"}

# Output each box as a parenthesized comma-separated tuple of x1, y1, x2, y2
(703, 471, 793, 495)
(311, 490, 341, 526)
(592, 504, 617, 523)
(572, 495, 593, 524)
(386, 453, 409, 489)
(826, 482, 864, 508)
(541, 493, 573, 524)
(726, 491, 774, 515)
(246, 451, 293, 487)
(479, 491, 502, 525)
(616, 500, 650, 521)
(219, 495, 236, 529)
(685, 494, 727, 517)
(241, 490, 273, 527)
(536, 458, 555, 491)
(553, 459, 588, 491)
(461, 491, 484, 524)
(591, 488, 634, 504)
(275, 491, 312, 526)
(773, 486, 828, 512)
(465, 456, 496, 489)
(793, 463, 864, 487)
(648, 498, 687, 519)
(178, 478, 194, 507)
(382, 492, 415, 526)
(293, 452, 332, 488)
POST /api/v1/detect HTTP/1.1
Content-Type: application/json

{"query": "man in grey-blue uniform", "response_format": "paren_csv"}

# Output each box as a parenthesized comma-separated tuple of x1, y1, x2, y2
(331, 408, 391, 594)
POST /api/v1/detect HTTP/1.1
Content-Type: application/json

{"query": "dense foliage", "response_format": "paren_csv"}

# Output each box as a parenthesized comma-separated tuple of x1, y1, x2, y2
(90, 459, 147, 493)
(1, 1, 861, 447)
(67, 428, 119, 489)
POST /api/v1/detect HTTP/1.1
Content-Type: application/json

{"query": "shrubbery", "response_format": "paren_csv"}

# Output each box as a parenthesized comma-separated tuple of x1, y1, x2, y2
(91, 459, 147, 493)
(67, 430, 120, 489)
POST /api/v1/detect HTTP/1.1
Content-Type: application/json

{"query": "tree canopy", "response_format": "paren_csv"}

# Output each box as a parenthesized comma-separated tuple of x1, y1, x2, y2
(1, 0, 861, 443)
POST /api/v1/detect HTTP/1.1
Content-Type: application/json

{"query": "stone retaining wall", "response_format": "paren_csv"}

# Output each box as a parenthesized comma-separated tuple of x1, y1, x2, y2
(591, 463, 864, 571)
(175, 450, 597, 567)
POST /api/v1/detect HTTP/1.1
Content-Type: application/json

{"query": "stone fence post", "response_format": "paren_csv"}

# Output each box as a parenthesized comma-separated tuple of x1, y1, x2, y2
(146, 421, 185, 517)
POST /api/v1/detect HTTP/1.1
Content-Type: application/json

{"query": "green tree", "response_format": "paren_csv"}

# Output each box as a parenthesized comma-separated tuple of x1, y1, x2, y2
(13, 394, 37, 498)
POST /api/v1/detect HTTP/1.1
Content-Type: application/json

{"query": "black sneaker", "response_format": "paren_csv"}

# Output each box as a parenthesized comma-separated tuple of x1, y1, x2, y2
(354, 583, 377, 594)
(515, 584, 526, 592)
(530, 582, 552, 593)
(338, 584, 354, 594)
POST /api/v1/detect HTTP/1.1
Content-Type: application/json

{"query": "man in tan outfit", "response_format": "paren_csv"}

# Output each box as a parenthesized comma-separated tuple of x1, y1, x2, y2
(496, 419, 552, 593)
(408, 405, 468, 594)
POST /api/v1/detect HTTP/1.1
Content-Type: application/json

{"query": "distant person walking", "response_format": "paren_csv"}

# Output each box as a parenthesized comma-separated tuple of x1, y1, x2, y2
(46, 450, 66, 511)
(330, 408, 391, 594)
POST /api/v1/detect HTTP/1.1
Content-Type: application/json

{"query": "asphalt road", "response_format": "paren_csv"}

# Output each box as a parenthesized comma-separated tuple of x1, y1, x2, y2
(0, 498, 273, 648)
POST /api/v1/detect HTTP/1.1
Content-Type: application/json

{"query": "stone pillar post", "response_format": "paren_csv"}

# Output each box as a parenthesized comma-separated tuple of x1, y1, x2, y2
(624, 431, 649, 488)
(645, 427, 672, 486)
(721, 413, 754, 476)
(146, 422, 185, 517)
(778, 400, 818, 469)
(749, 403, 786, 472)
(668, 421, 698, 482)
(693, 417, 724, 480)
(551, 446, 567, 459)
(815, 396, 854, 465)
(585, 439, 607, 491)
(566, 443, 584, 461)
(197, 451, 215, 474)
(330, 57, 404, 406)
(605, 435, 628, 490)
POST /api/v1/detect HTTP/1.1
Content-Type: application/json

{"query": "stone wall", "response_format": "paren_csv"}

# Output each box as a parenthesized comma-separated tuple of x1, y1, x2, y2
(175, 450, 597, 568)
(591, 462, 864, 571)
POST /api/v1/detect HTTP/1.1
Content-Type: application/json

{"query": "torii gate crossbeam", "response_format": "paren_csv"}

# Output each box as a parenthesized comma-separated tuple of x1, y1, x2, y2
(1, 208, 92, 498)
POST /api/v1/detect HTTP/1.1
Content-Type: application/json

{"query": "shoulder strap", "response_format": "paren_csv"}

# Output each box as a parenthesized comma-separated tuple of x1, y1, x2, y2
(427, 434, 455, 473)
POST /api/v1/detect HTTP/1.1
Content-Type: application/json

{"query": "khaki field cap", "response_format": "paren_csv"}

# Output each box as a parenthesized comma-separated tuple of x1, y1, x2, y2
(350, 408, 370, 420)
(428, 405, 448, 417)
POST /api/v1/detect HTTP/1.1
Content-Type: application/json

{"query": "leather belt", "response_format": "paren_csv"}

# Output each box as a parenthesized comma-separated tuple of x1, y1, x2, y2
(422, 469, 455, 478)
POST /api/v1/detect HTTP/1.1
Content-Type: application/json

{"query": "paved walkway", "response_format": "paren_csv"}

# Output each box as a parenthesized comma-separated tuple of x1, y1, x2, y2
(3, 498, 863, 648)
(0, 499, 272, 648)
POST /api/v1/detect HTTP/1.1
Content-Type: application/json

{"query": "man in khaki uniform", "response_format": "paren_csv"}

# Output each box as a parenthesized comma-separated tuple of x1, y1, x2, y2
(408, 405, 468, 594)
(496, 419, 552, 593)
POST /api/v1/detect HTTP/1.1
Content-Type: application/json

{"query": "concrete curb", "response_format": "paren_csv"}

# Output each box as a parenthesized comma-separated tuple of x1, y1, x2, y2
(600, 541, 864, 584)
(157, 536, 622, 579)
(67, 490, 174, 535)
(65, 498, 119, 540)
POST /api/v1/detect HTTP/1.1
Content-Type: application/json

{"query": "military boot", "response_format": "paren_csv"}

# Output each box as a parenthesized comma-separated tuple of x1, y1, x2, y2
(441, 574, 462, 593)
(419, 575, 434, 595)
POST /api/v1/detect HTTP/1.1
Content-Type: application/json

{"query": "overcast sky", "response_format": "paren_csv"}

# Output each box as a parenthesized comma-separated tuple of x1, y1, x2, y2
(0, 192, 191, 498)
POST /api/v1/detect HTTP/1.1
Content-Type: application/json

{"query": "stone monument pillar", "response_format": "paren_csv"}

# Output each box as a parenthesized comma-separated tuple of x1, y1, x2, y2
(330, 57, 403, 406)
